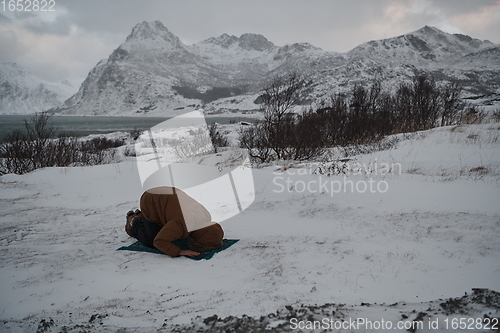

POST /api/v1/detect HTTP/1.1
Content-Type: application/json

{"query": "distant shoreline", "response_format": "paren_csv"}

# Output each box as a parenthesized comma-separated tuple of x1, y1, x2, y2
(0, 114, 257, 140)
(0, 111, 263, 118)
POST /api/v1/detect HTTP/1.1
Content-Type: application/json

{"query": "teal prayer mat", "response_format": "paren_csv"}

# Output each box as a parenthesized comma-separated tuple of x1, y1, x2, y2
(117, 238, 239, 261)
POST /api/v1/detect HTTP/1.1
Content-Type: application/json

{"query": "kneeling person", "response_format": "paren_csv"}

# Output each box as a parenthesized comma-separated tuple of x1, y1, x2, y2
(125, 186, 224, 257)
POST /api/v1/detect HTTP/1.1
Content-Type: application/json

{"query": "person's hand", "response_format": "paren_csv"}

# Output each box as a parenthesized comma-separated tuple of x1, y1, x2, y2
(180, 250, 200, 257)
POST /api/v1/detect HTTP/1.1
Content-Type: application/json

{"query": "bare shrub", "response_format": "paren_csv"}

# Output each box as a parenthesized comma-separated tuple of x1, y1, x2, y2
(492, 109, 500, 122)
(208, 123, 229, 152)
(0, 130, 33, 174)
(281, 109, 325, 161)
(318, 75, 472, 147)
(461, 106, 488, 124)
(123, 145, 136, 157)
(240, 73, 476, 165)
(0, 112, 123, 175)
(238, 121, 273, 163)
(313, 160, 350, 176)
(171, 127, 214, 160)
(130, 127, 142, 140)
(239, 72, 325, 163)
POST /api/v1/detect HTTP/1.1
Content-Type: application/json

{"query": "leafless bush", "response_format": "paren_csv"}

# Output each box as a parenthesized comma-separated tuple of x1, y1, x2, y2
(280, 109, 325, 160)
(172, 127, 214, 160)
(208, 123, 229, 152)
(0, 130, 33, 174)
(492, 109, 500, 122)
(239, 72, 324, 163)
(0, 112, 122, 175)
(123, 144, 136, 157)
(130, 127, 142, 140)
(313, 160, 351, 176)
(318, 75, 472, 147)
(238, 121, 274, 163)
(239, 73, 477, 165)
(460, 106, 488, 124)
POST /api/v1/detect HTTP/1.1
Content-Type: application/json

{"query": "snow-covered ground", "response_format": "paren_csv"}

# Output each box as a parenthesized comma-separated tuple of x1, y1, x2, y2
(0, 123, 499, 332)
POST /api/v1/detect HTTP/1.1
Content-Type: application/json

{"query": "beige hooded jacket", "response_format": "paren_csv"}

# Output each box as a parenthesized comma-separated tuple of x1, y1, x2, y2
(140, 186, 224, 257)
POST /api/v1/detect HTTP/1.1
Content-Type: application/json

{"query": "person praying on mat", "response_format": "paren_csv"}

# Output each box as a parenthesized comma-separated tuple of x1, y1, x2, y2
(125, 186, 224, 257)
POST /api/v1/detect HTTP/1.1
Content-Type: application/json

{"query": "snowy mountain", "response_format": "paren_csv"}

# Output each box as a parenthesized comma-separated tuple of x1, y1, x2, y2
(0, 62, 76, 115)
(50, 21, 499, 116)
(347, 26, 494, 64)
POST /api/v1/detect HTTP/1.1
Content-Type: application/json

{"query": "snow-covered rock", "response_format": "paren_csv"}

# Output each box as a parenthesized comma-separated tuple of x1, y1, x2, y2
(0, 62, 76, 115)
(347, 26, 494, 64)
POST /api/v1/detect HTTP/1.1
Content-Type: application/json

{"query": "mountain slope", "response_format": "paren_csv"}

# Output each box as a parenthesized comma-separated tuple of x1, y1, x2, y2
(50, 22, 499, 116)
(347, 26, 494, 64)
(0, 62, 76, 115)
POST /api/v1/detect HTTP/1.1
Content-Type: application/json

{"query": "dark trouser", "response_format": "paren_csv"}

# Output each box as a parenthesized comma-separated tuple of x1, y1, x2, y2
(131, 218, 161, 248)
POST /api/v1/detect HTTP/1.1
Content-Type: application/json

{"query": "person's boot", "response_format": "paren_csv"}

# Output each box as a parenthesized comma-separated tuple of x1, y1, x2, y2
(125, 211, 137, 237)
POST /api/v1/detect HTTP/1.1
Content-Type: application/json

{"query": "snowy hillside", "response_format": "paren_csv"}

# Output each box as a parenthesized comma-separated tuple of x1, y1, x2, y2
(347, 26, 494, 64)
(49, 21, 499, 117)
(0, 123, 499, 332)
(0, 62, 76, 115)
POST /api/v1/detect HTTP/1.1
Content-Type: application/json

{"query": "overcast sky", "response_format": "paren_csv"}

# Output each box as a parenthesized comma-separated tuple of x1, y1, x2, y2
(1, 0, 499, 85)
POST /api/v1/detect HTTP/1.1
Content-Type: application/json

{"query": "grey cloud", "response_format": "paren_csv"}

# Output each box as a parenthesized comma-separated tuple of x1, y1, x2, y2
(428, 0, 497, 16)
(23, 16, 72, 36)
(13, 10, 37, 20)
(0, 30, 26, 61)
(61, 0, 152, 34)
(0, 12, 11, 22)
(32, 0, 494, 53)
(56, 0, 392, 48)
(2, 0, 497, 83)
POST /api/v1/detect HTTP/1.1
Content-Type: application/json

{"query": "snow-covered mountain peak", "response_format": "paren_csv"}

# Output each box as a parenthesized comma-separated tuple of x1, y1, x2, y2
(237, 33, 275, 51)
(201, 33, 240, 48)
(191, 32, 277, 67)
(42, 22, 499, 116)
(197, 32, 275, 52)
(125, 20, 185, 50)
(0, 62, 33, 85)
(1, 62, 71, 91)
(415, 25, 444, 36)
(128, 20, 173, 40)
(0, 62, 76, 114)
(111, 20, 193, 66)
(347, 25, 495, 64)
(278, 42, 324, 54)
(410, 25, 493, 52)
(61, 79, 73, 87)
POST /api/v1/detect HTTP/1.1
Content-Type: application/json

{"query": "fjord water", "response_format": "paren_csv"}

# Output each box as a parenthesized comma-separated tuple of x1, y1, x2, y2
(0, 115, 254, 140)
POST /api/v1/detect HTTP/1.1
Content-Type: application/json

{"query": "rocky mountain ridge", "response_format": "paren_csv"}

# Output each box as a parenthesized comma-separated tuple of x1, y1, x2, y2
(0, 62, 76, 115)
(2, 21, 498, 116)
(348, 26, 494, 64)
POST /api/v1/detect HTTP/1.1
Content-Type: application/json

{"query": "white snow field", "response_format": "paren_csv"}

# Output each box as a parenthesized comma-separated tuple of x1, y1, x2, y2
(0, 123, 499, 332)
